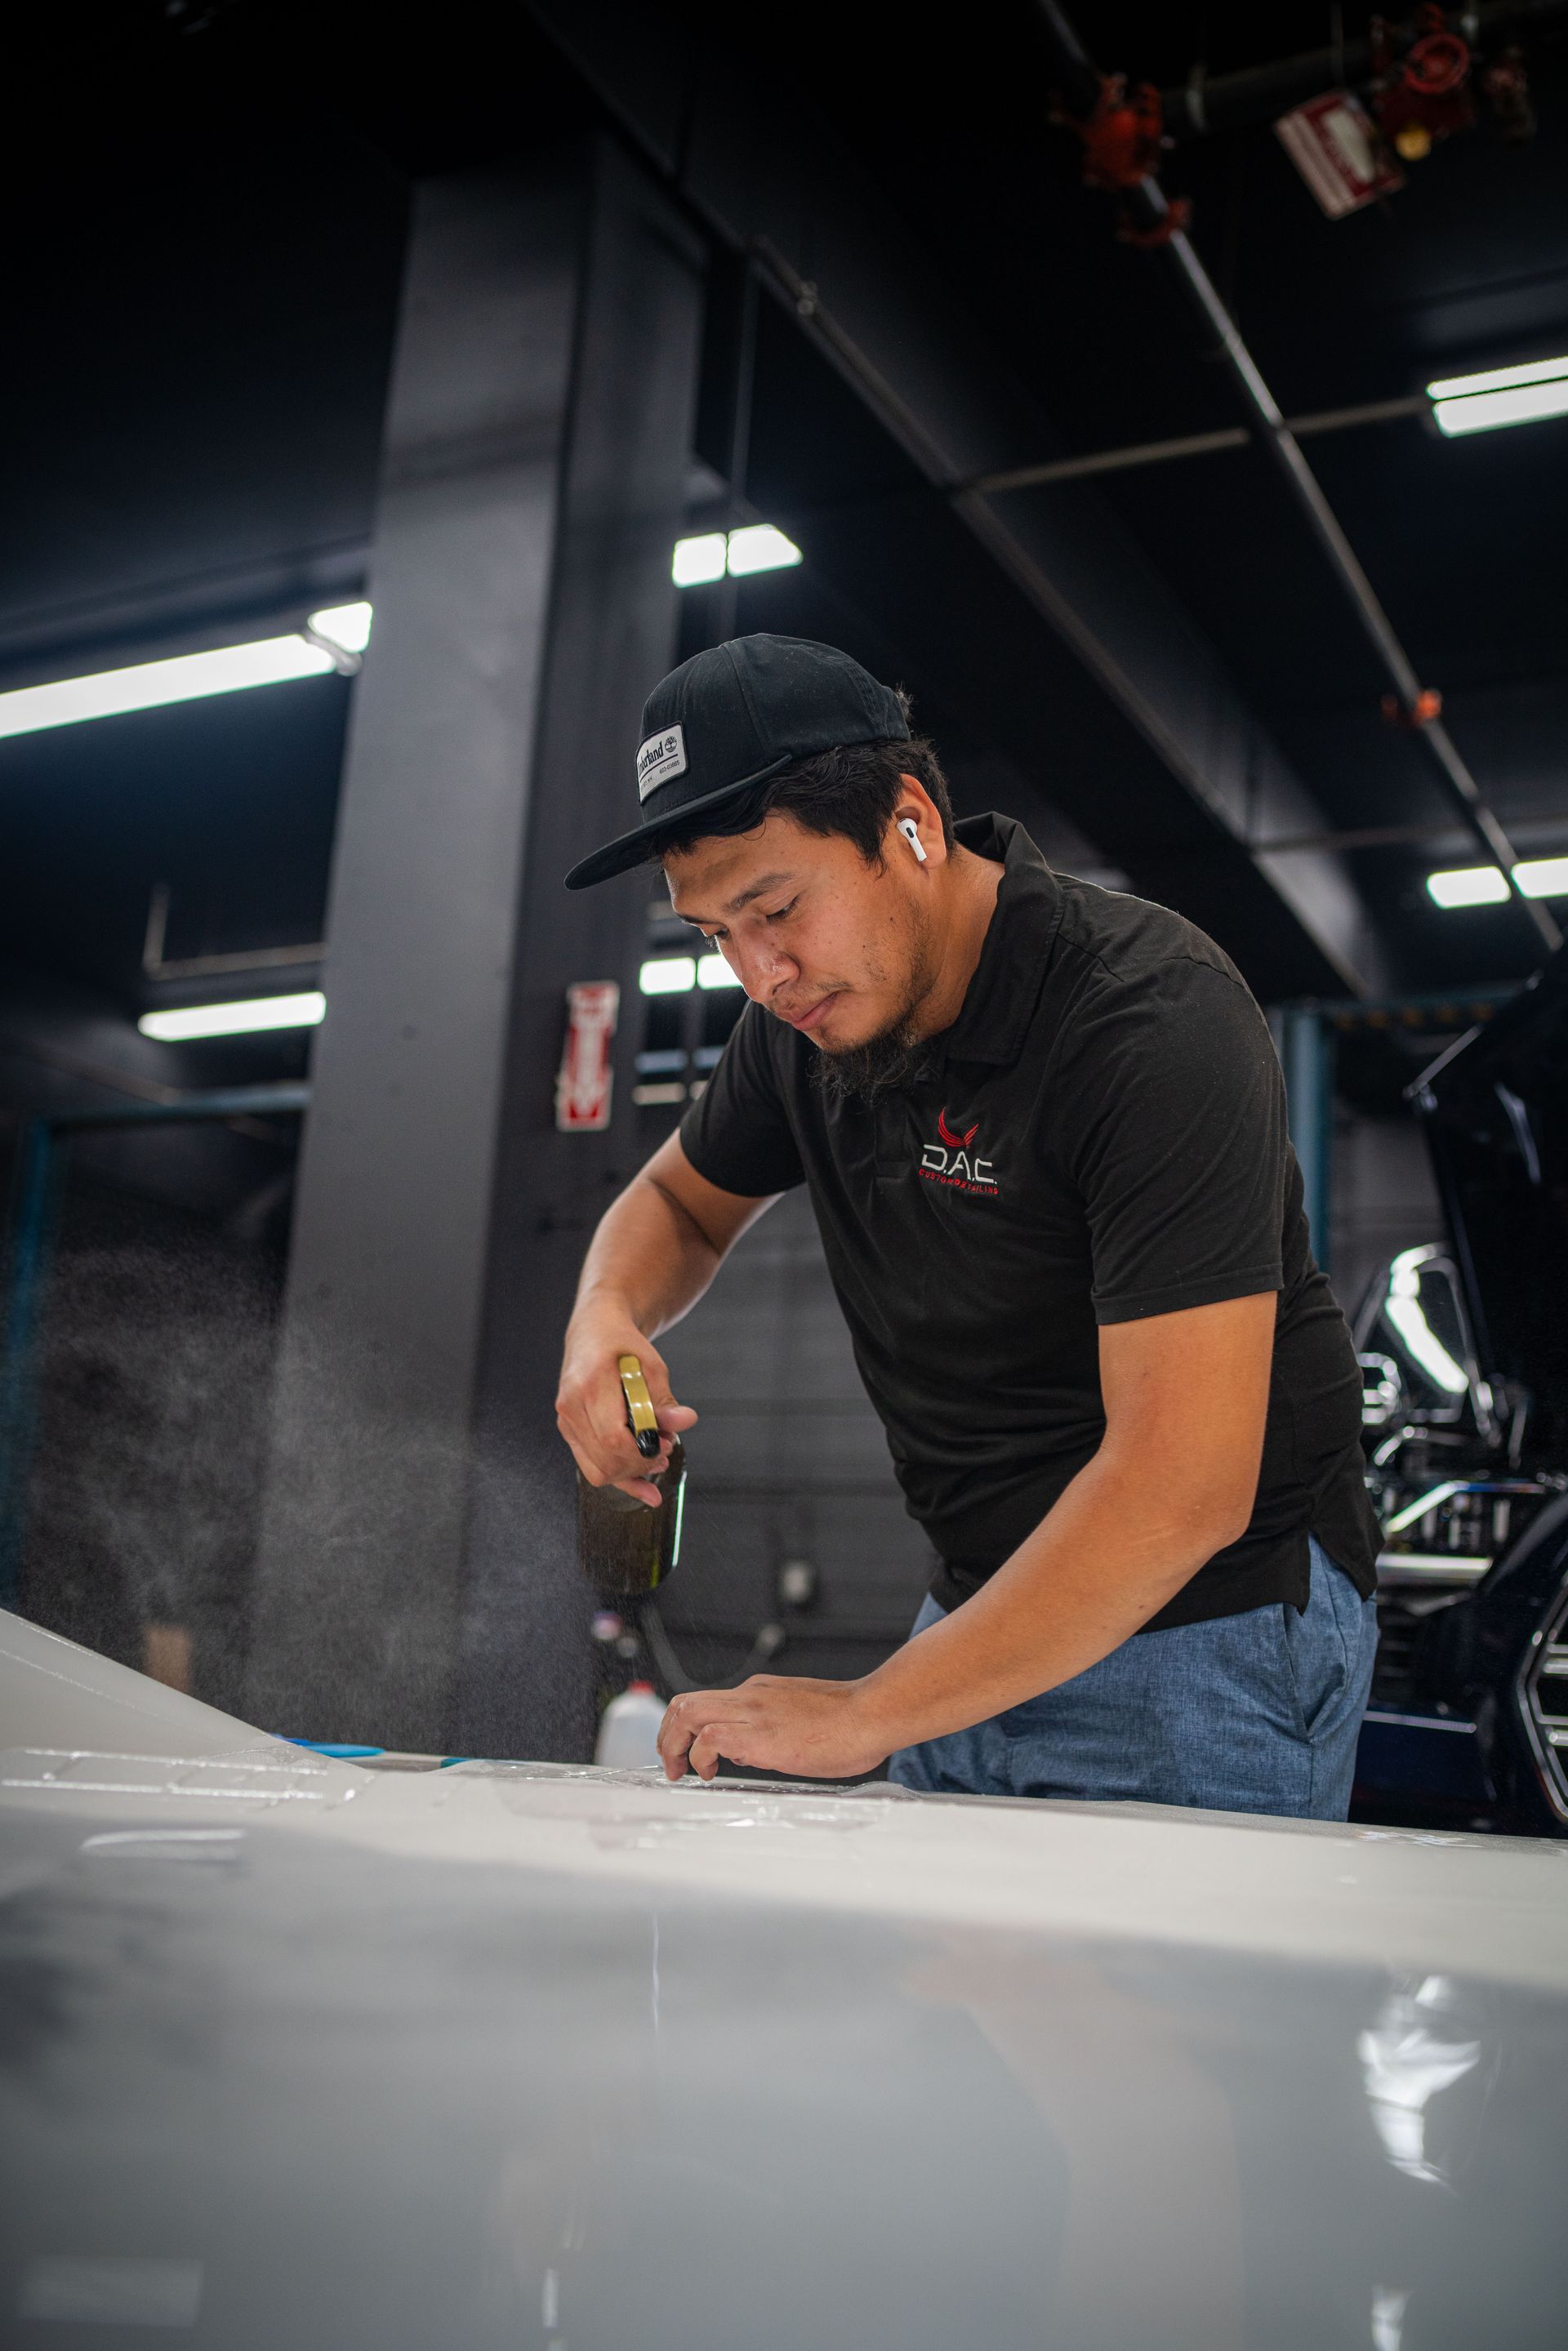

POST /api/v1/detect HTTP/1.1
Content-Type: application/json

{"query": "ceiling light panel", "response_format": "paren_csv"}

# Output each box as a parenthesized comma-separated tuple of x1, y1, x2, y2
(1426, 866, 1511, 908)
(307, 601, 373, 653)
(725, 524, 803, 577)
(670, 526, 804, 586)
(639, 957, 695, 995)
(0, 637, 340, 741)
(0, 603, 376, 741)
(671, 535, 728, 586)
(1432, 381, 1568, 438)
(1428, 354, 1568, 400)
(1428, 354, 1568, 438)
(139, 992, 326, 1041)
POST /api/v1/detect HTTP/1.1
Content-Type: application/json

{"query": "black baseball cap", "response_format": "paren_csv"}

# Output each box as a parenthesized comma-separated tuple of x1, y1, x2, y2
(564, 633, 909, 890)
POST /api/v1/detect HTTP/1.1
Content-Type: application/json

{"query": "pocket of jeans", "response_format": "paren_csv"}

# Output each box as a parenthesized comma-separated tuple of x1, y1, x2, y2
(1281, 1583, 1350, 1742)
(1276, 1606, 1312, 1740)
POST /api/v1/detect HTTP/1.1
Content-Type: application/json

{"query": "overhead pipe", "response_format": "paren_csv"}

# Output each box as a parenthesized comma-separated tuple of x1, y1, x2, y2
(1034, 0, 1560, 955)
(966, 394, 1428, 495)
(1157, 1, 1568, 141)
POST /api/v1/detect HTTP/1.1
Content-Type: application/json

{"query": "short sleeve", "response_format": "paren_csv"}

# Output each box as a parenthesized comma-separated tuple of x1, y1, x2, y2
(679, 1003, 807, 1198)
(1059, 961, 1287, 1325)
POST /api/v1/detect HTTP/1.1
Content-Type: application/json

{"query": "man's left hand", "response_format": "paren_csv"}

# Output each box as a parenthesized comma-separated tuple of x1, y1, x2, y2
(657, 1675, 891, 1783)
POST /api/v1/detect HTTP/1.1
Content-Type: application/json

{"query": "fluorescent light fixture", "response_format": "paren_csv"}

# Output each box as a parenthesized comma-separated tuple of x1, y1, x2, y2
(307, 600, 373, 654)
(639, 956, 695, 995)
(138, 991, 326, 1042)
(1433, 381, 1568, 437)
(0, 601, 376, 742)
(1512, 856, 1568, 898)
(1426, 866, 1510, 908)
(671, 525, 804, 586)
(1428, 354, 1568, 399)
(1428, 354, 1568, 438)
(1427, 858, 1568, 907)
(725, 523, 803, 576)
(0, 636, 338, 742)
(671, 534, 728, 586)
(697, 952, 742, 989)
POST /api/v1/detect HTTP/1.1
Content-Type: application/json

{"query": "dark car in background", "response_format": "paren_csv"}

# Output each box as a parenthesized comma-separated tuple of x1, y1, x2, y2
(1352, 950, 1568, 1837)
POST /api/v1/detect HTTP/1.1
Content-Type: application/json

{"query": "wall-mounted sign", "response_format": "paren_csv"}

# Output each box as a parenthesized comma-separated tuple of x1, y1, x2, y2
(1275, 92, 1404, 217)
(555, 982, 620, 1132)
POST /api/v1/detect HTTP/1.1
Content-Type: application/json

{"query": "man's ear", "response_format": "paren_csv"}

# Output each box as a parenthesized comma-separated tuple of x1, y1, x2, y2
(892, 778, 947, 868)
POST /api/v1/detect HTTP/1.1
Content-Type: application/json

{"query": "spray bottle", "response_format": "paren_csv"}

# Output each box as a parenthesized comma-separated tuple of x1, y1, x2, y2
(576, 1356, 687, 1599)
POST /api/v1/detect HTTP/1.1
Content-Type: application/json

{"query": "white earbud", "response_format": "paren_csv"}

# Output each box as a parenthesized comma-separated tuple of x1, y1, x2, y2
(897, 817, 928, 865)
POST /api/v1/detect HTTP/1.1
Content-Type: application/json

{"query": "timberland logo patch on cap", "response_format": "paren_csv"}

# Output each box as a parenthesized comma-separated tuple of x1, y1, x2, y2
(636, 724, 688, 801)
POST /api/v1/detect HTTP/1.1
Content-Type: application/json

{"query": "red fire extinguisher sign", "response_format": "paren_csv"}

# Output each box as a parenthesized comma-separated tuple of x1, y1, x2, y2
(555, 981, 620, 1133)
(1275, 91, 1404, 216)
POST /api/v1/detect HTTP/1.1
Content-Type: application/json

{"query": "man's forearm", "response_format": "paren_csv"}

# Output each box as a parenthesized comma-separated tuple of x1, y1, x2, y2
(560, 1143, 771, 1499)
(572, 1171, 724, 1339)
(655, 1291, 1274, 1783)
(856, 1449, 1246, 1753)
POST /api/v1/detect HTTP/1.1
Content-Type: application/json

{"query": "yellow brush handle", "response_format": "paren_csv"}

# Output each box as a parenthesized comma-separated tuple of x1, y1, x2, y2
(617, 1355, 662, 1456)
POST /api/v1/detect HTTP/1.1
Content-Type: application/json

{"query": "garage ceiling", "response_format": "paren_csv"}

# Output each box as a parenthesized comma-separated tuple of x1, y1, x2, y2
(3, 1, 1565, 1013)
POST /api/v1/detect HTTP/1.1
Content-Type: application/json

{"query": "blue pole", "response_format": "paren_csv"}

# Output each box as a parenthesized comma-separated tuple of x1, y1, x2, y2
(0, 1119, 62, 1605)
(1279, 1007, 1335, 1273)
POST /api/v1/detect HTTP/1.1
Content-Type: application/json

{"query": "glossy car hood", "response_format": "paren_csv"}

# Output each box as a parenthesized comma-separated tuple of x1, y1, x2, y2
(1412, 946, 1568, 1453)
(3, 1610, 1567, 2348)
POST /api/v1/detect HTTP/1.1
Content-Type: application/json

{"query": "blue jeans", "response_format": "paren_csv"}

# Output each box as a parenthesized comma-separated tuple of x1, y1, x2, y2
(888, 1538, 1379, 1819)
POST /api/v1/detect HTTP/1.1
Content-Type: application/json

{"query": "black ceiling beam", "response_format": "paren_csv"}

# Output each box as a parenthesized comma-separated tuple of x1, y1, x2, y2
(525, 0, 1396, 998)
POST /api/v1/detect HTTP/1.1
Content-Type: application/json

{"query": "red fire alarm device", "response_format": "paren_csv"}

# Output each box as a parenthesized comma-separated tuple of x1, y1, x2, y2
(1275, 92, 1404, 217)
(555, 981, 620, 1133)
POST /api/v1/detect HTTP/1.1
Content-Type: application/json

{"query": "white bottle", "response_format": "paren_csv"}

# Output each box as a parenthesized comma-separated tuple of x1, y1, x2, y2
(595, 1681, 666, 1770)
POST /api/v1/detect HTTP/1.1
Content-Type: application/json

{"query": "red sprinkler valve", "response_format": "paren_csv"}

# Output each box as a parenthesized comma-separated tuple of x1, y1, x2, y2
(1069, 75, 1167, 191)
(1054, 74, 1188, 244)
(1375, 7, 1474, 161)
(1381, 688, 1444, 730)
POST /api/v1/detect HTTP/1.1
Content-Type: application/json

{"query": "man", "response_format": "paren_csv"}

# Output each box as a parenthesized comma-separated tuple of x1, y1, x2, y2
(557, 633, 1380, 1813)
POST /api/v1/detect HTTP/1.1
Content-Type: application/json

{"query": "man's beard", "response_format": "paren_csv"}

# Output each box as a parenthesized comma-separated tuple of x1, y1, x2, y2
(810, 1019, 939, 1106)
(808, 928, 940, 1107)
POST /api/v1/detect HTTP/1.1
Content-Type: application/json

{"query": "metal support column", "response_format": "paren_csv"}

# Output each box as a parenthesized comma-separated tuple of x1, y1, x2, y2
(243, 139, 704, 1755)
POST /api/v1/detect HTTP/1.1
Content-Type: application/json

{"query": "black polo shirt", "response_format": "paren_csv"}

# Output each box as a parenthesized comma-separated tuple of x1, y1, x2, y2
(680, 814, 1379, 1631)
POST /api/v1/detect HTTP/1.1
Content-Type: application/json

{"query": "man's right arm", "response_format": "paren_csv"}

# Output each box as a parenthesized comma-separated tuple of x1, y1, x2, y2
(555, 1133, 777, 1504)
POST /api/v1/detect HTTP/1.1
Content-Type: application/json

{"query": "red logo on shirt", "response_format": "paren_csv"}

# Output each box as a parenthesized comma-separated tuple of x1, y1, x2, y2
(921, 1109, 999, 1197)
